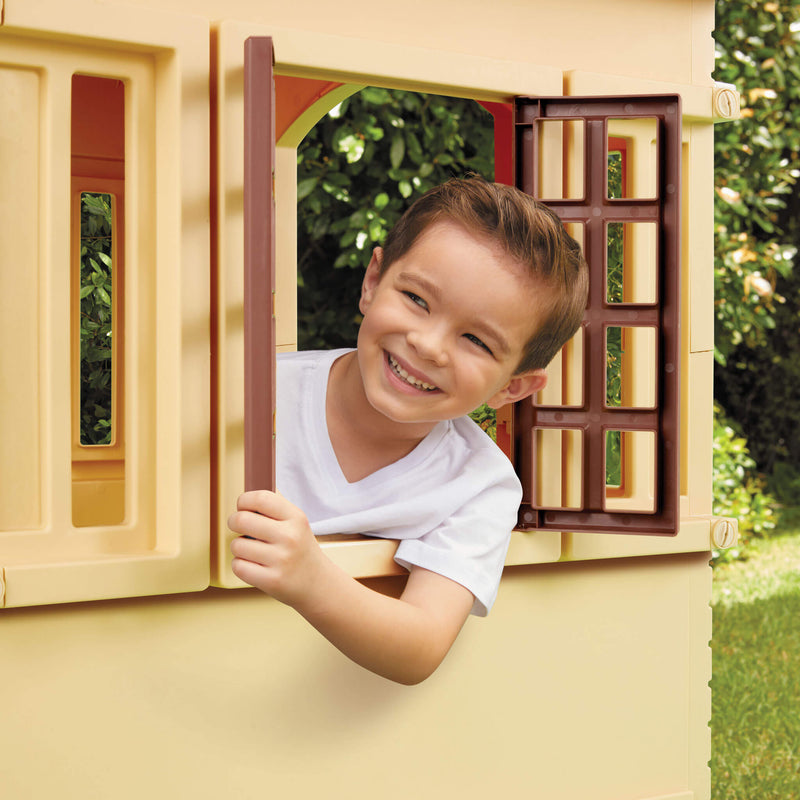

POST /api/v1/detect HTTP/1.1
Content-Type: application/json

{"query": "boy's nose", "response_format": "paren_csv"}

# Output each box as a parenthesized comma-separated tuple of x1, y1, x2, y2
(407, 327, 450, 366)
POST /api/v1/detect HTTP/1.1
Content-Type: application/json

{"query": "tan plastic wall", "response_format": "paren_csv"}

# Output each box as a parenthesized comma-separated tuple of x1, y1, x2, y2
(2, 556, 711, 800)
(1, 0, 727, 797)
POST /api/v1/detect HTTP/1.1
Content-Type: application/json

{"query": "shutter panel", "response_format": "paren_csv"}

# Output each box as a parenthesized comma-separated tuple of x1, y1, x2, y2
(243, 37, 277, 493)
(514, 96, 681, 535)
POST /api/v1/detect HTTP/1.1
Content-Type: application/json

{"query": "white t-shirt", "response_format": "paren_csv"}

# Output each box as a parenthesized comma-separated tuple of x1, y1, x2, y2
(276, 349, 521, 616)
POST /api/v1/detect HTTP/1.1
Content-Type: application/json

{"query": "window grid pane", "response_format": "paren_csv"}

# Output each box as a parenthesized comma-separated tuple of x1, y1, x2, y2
(514, 95, 680, 536)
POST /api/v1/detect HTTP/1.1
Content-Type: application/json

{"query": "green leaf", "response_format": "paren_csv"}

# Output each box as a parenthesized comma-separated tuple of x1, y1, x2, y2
(390, 133, 405, 170)
(297, 177, 318, 201)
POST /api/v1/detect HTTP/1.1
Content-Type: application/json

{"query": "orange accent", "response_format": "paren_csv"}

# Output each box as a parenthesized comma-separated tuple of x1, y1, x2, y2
(495, 405, 513, 461)
(274, 75, 343, 141)
(71, 75, 125, 180)
(479, 101, 514, 185)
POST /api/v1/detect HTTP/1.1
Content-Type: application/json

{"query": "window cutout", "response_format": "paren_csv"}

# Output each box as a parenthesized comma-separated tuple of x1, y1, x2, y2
(71, 74, 126, 528)
(538, 222, 587, 408)
(296, 86, 495, 351)
(606, 221, 657, 304)
(536, 326, 584, 408)
(533, 428, 583, 510)
(535, 119, 585, 200)
(78, 192, 115, 446)
(607, 118, 658, 200)
(604, 430, 656, 513)
(605, 429, 623, 489)
(605, 326, 657, 409)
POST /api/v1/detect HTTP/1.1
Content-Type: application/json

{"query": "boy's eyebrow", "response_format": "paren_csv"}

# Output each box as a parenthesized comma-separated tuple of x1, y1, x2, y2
(397, 271, 513, 356)
(398, 271, 442, 302)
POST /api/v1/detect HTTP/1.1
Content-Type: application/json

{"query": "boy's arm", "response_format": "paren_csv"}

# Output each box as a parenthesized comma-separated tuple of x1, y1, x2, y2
(229, 491, 474, 685)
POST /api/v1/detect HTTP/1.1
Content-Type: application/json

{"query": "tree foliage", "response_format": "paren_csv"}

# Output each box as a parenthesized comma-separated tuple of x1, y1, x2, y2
(713, 0, 800, 502)
(713, 0, 800, 365)
(712, 403, 777, 563)
(296, 88, 493, 350)
(79, 192, 114, 445)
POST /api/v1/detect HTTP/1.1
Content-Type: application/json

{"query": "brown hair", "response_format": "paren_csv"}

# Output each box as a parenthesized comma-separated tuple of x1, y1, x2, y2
(379, 175, 589, 372)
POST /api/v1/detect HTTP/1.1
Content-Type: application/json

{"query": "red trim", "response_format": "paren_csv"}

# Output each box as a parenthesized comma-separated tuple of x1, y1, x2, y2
(274, 76, 344, 141)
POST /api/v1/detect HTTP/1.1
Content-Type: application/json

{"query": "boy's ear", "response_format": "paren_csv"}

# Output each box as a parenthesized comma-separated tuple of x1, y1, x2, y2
(486, 369, 547, 409)
(359, 247, 383, 315)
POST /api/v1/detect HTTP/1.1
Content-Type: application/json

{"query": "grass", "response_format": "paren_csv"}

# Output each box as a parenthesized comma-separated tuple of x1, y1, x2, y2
(712, 507, 800, 799)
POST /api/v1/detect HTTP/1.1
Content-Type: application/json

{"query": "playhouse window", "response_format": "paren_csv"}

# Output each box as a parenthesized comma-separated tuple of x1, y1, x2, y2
(0, 13, 210, 608)
(231, 38, 683, 598)
(71, 74, 126, 527)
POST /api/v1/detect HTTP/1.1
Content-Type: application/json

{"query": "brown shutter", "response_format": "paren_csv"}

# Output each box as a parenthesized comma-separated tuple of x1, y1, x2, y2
(243, 36, 277, 492)
(514, 96, 681, 535)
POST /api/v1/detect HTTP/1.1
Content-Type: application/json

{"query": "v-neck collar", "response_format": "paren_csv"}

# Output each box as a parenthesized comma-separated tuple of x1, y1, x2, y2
(311, 349, 450, 492)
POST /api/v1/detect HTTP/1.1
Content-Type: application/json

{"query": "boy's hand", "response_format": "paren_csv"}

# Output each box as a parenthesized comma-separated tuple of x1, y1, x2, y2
(228, 491, 473, 684)
(228, 491, 325, 608)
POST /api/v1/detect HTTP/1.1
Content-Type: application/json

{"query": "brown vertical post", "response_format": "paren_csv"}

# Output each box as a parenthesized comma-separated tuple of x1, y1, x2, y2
(243, 36, 276, 492)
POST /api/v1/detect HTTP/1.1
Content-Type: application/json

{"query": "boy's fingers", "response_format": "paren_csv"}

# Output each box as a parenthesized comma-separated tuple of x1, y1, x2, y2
(230, 534, 270, 563)
(236, 489, 298, 521)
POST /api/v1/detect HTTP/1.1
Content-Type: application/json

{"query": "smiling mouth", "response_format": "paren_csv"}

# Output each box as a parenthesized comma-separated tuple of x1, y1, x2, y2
(387, 353, 439, 392)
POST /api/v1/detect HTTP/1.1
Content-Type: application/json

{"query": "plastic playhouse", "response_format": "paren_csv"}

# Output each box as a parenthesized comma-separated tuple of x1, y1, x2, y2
(1, 1, 738, 797)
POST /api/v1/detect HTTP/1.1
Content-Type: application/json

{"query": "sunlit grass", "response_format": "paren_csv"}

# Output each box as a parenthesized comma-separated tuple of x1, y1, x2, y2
(712, 508, 800, 799)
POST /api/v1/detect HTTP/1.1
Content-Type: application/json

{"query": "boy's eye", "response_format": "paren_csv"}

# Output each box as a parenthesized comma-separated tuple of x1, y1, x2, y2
(464, 333, 493, 355)
(403, 291, 428, 311)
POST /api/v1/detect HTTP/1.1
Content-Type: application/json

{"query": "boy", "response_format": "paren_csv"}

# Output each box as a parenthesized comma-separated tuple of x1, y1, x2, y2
(229, 176, 588, 684)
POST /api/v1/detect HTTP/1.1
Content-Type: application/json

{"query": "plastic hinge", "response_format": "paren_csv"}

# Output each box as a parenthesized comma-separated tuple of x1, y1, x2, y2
(711, 517, 738, 550)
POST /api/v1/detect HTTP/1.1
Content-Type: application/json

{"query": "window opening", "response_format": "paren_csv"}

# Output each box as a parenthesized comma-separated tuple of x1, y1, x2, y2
(70, 74, 126, 527)
(534, 428, 584, 509)
(296, 86, 494, 349)
(605, 325, 657, 410)
(294, 86, 499, 442)
(78, 192, 115, 445)
(534, 118, 585, 200)
(607, 117, 658, 200)
(604, 430, 656, 513)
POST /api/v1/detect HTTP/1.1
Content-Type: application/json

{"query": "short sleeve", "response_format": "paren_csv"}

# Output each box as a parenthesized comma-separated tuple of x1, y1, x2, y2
(393, 466, 520, 616)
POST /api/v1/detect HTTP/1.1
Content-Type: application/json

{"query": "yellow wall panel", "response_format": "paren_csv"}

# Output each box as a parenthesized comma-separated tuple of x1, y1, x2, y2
(1, 554, 711, 800)
(0, 65, 42, 532)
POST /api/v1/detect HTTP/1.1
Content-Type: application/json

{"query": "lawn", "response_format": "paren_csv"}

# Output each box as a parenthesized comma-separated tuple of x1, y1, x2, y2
(712, 508, 800, 799)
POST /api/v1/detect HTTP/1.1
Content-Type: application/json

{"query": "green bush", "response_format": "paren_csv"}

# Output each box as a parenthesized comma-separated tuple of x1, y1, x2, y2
(712, 0, 800, 367)
(712, 0, 800, 496)
(712, 403, 778, 563)
(296, 88, 493, 350)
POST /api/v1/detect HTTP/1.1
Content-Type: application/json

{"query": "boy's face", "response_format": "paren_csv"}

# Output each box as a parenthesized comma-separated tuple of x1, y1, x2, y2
(356, 220, 549, 426)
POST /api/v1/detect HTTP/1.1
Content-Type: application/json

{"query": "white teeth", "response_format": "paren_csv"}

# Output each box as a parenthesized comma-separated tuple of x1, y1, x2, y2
(388, 354, 437, 391)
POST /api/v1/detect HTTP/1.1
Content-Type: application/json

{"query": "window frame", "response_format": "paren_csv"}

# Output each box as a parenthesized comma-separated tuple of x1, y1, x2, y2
(0, 2, 210, 608)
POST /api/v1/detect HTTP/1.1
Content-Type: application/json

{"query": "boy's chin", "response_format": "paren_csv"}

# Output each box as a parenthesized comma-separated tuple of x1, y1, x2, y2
(363, 392, 445, 426)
